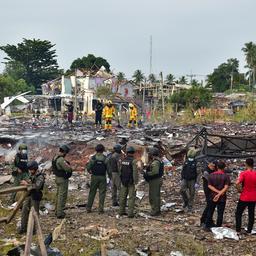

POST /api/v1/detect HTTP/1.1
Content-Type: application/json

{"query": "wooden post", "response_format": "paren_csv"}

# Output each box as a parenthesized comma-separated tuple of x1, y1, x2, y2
(101, 241, 107, 256)
(33, 210, 47, 256)
(24, 207, 35, 256)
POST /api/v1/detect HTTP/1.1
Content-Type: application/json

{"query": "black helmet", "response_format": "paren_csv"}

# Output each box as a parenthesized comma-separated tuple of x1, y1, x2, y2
(95, 144, 105, 153)
(149, 147, 159, 157)
(126, 146, 135, 154)
(59, 144, 70, 154)
(113, 144, 122, 153)
(28, 161, 38, 170)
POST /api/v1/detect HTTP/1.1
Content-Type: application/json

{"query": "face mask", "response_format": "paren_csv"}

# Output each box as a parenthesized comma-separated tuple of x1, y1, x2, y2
(21, 150, 27, 155)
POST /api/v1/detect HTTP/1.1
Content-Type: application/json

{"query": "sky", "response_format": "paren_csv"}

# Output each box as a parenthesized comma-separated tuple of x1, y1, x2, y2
(0, 0, 256, 81)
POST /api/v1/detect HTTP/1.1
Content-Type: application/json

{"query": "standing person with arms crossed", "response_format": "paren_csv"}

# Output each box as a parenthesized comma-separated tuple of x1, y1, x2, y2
(204, 161, 230, 231)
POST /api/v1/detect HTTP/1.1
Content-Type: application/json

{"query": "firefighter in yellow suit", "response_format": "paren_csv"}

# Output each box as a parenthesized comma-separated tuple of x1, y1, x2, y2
(128, 103, 138, 128)
(103, 100, 115, 131)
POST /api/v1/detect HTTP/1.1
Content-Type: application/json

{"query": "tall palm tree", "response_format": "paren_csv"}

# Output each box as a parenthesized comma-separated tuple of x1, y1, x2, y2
(116, 72, 125, 84)
(165, 73, 175, 84)
(148, 73, 156, 84)
(179, 76, 188, 84)
(242, 42, 256, 86)
(132, 70, 145, 85)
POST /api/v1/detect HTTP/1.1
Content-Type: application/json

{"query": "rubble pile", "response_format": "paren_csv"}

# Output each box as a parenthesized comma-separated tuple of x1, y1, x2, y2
(1, 118, 256, 255)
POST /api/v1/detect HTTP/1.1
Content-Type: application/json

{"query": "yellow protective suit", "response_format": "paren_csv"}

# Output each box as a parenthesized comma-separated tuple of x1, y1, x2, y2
(128, 106, 138, 128)
(103, 105, 115, 130)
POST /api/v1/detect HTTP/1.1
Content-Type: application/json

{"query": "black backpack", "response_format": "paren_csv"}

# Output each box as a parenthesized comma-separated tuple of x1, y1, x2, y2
(120, 157, 134, 186)
(181, 159, 197, 180)
(91, 155, 107, 176)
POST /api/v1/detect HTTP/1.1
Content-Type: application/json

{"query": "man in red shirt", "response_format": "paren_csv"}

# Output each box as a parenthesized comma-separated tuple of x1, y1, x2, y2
(235, 158, 256, 234)
(205, 161, 231, 230)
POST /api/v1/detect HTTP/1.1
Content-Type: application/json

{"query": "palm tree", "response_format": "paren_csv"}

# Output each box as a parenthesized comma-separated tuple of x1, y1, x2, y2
(242, 42, 256, 86)
(165, 73, 175, 84)
(116, 72, 125, 84)
(132, 70, 145, 85)
(148, 73, 156, 84)
(179, 76, 188, 84)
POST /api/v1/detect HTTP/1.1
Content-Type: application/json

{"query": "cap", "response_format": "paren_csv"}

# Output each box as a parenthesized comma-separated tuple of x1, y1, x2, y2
(28, 161, 38, 170)
(126, 146, 135, 154)
(149, 147, 160, 156)
(60, 144, 70, 153)
(113, 144, 122, 153)
(95, 144, 105, 152)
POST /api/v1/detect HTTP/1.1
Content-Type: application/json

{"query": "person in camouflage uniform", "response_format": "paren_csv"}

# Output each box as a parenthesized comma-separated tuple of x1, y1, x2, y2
(119, 146, 138, 218)
(86, 144, 110, 213)
(53, 145, 73, 219)
(108, 144, 122, 206)
(11, 144, 29, 202)
(19, 161, 45, 234)
(144, 148, 163, 216)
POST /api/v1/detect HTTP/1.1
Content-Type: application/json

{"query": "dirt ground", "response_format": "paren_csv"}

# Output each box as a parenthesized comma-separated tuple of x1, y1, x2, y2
(1, 123, 256, 256)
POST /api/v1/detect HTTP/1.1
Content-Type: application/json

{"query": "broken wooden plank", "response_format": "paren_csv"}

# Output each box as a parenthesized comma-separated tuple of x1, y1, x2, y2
(24, 207, 35, 256)
(0, 186, 28, 195)
(33, 209, 47, 256)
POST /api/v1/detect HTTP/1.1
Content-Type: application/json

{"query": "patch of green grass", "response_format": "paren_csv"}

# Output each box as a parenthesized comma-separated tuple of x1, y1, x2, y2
(175, 234, 207, 256)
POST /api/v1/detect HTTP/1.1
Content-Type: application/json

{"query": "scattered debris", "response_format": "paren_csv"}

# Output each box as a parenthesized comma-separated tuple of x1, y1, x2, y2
(211, 227, 239, 241)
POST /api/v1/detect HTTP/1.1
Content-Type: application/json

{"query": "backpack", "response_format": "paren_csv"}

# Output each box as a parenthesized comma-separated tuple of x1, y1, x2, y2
(91, 155, 107, 176)
(120, 157, 134, 186)
(181, 159, 197, 180)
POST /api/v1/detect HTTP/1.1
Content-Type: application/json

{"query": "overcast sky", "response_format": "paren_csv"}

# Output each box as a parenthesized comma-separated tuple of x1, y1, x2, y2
(1, 0, 256, 80)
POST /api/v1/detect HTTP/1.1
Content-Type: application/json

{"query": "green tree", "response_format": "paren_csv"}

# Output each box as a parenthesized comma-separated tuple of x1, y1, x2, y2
(70, 54, 110, 72)
(132, 70, 145, 85)
(170, 86, 212, 110)
(148, 73, 156, 83)
(179, 76, 188, 84)
(116, 72, 125, 84)
(191, 79, 201, 87)
(207, 58, 240, 92)
(165, 73, 175, 84)
(0, 38, 61, 94)
(242, 42, 256, 86)
(0, 74, 34, 102)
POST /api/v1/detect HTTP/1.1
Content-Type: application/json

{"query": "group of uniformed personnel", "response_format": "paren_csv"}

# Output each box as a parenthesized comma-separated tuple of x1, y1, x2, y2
(85, 144, 164, 218)
(95, 100, 138, 131)
(11, 141, 163, 235)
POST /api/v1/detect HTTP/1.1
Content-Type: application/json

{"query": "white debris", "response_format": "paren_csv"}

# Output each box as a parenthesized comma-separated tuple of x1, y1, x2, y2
(0, 175, 12, 185)
(44, 202, 54, 211)
(136, 191, 145, 200)
(170, 251, 185, 256)
(96, 136, 105, 141)
(211, 227, 239, 241)
(161, 203, 176, 211)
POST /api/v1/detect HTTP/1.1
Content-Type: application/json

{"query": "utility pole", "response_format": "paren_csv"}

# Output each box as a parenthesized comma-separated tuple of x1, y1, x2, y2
(160, 72, 165, 115)
(149, 35, 152, 75)
(230, 71, 234, 91)
(74, 70, 78, 121)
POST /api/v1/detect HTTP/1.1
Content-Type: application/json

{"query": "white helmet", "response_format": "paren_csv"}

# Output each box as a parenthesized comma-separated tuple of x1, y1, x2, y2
(129, 103, 134, 108)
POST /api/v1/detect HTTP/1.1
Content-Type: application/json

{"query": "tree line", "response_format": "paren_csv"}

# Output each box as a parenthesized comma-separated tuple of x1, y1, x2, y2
(0, 38, 256, 103)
